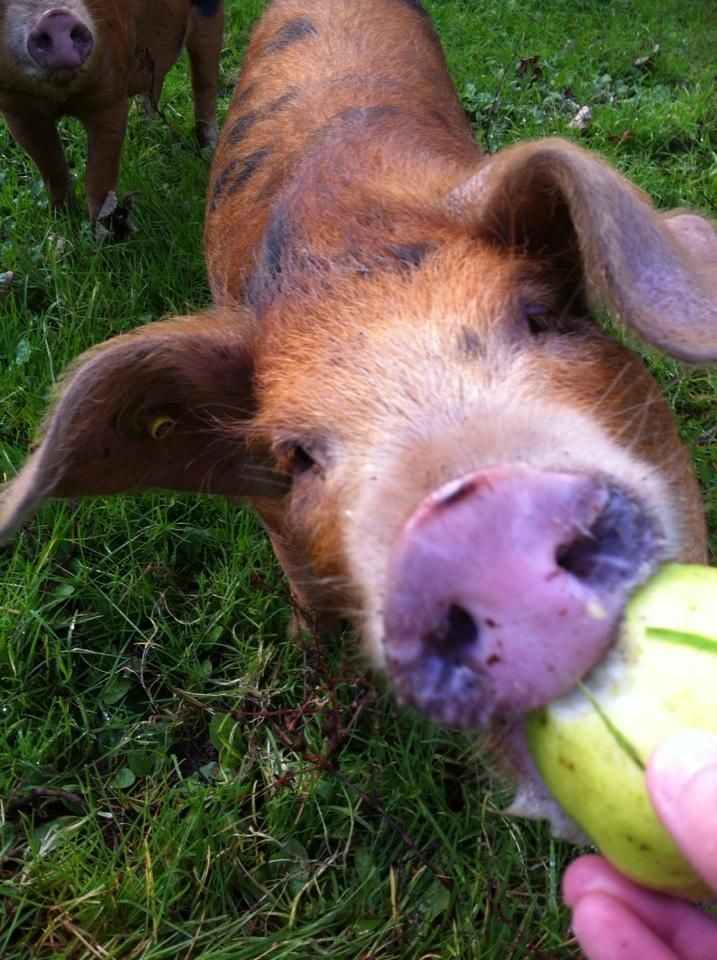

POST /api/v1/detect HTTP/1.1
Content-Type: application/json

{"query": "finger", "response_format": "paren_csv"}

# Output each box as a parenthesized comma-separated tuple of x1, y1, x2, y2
(571, 891, 681, 960)
(648, 730, 717, 891)
(564, 856, 717, 960)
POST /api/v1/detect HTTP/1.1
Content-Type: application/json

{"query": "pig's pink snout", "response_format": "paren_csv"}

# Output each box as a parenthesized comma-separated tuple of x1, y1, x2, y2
(27, 9, 94, 72)
(382, 467, 663, 729)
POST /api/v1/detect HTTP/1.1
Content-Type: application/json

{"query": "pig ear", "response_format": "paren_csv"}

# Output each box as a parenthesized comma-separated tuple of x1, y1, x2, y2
(451, 138, 717, 362)
(0, 311, 286, 544)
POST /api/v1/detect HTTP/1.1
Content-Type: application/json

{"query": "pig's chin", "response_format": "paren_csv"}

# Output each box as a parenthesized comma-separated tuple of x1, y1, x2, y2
(379, 469, 665, 731)
(13, 64, 91, 97)
(36, 65, 90, 88)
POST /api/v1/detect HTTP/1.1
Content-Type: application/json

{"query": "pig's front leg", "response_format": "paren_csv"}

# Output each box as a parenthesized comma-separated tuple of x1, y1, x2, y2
(81, 100, 131, 235)
(186, 4, 223, 148)
(2, 110, 73, 209)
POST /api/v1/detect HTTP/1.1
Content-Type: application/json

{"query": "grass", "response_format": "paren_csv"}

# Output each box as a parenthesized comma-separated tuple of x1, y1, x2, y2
(1, 0, 717, 956)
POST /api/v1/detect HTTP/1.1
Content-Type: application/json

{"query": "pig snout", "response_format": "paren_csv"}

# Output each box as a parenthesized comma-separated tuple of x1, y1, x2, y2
(382, 466, 663, 729)
(27, 8, 94, 72)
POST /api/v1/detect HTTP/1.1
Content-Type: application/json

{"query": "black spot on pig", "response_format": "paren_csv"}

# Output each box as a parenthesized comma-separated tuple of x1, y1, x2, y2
(263, 210, 292, 280)
(232, 83, 257, 112)
(265, 18, 318, 54)
(227, 90, 298, 145)
(267, 88, 299, 114)
(225, 147, 272, 196)
(228, 111, 261, 146)
(210, 158, 239, 208)
(460, 326, 484, 358)
(384, 242, 433, 271)
(247, 207, 296, 310)
(211, 148, 272, 208)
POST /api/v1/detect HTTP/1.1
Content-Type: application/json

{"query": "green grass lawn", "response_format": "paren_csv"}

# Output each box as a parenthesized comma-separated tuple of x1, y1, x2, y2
(1, 0, 717, 956)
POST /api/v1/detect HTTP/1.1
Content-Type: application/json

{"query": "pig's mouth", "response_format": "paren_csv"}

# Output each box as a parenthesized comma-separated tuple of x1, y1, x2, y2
(381, 467, 664, 730)
(16, 64, 90, 95)
(38, 64, 89, 85)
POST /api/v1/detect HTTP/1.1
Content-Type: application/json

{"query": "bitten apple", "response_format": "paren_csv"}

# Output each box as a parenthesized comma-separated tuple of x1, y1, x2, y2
(526, 564, 717, 899)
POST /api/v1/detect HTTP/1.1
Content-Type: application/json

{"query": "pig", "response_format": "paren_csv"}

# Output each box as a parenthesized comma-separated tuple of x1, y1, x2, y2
(0, 0, 224, 230)
(2, 0, 717, 837)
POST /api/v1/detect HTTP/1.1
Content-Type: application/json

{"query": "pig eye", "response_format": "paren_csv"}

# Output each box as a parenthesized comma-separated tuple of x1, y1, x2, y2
(524, 304, 558, 335)
(289, 445, 317, 476)
(275, 439, 325, 479)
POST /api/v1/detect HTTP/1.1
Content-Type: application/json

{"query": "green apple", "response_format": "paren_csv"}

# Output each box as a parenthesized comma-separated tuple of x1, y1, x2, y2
(526, 563, 717, 899)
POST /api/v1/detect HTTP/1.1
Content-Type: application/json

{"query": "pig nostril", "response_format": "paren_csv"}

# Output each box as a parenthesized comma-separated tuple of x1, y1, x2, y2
(445, 604, 478, 653)
(556, 486, 661, 589)
(71, 25, 91, 45)
(556, 535, 601, 580)
(35, 32, 53, 52)
(421, 603, 479, 665)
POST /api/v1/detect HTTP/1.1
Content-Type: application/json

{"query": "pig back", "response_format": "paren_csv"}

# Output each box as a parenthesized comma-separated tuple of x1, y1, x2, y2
(204, 0, 483, 305)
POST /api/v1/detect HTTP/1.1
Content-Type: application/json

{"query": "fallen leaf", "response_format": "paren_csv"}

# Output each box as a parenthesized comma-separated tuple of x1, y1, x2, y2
(95, 190, 137, 241)
(635, 43, 660, 71)
(569, 105, 593, 131)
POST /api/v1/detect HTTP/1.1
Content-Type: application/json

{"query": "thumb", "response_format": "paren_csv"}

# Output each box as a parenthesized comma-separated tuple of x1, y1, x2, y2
(647, 729, 717, 892)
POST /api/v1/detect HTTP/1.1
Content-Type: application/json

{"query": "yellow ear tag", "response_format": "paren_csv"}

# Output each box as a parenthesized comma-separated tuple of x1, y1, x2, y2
(147, 415, 176, 440)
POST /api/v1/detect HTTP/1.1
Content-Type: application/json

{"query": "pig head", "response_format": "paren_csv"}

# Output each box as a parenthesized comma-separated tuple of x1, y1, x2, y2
(3, 0, 717, 837)
(0, 0, 223, 229)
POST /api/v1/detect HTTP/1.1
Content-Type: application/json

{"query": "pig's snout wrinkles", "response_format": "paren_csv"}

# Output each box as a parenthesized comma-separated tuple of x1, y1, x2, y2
(27, 8, 94, 72)
(383, 466, 663, 729)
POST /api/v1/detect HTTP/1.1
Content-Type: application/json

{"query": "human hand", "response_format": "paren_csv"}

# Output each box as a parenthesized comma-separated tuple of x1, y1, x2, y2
(562, 730, 717, 960)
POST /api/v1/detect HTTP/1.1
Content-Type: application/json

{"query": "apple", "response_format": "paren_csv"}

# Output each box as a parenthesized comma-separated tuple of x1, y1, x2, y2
(525, 563, 717, 899)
